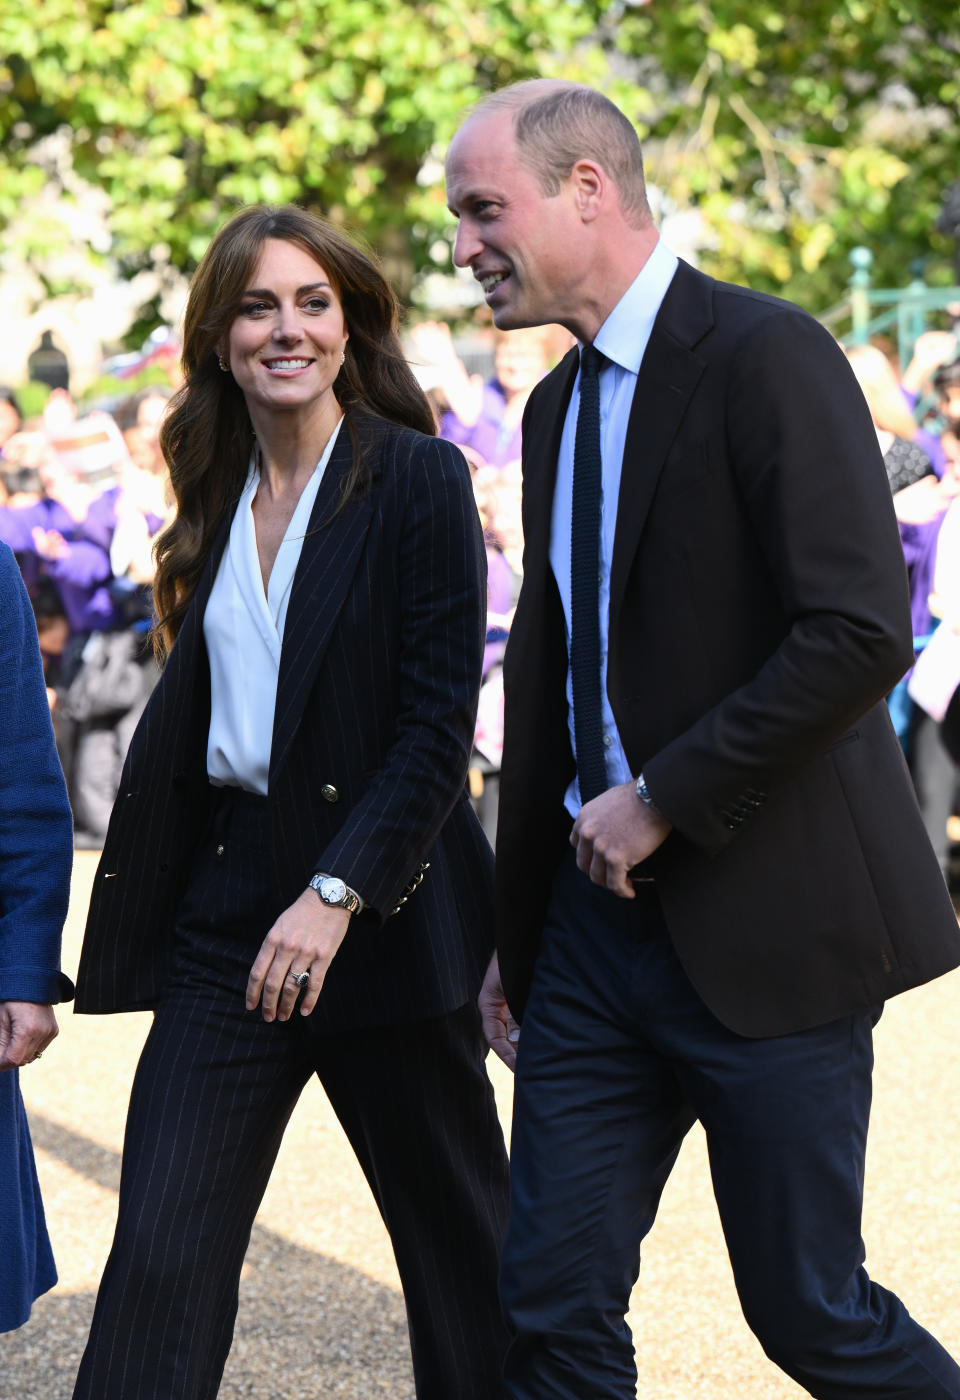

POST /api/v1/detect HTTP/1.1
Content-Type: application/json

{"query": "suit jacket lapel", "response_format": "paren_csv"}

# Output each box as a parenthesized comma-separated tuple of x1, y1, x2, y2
(609, 261, 713, 613)
(165, 510, 232, 776)
(270, 419, 376, 784)
(521, 348, 578, 598)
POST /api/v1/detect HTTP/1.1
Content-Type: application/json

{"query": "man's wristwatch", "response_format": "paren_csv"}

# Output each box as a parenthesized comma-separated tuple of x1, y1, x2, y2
(635, 773, 658, 811)
(309, 873, 361, 914)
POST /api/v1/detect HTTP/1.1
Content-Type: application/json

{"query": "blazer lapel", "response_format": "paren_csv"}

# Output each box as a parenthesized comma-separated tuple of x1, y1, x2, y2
(270, 420, 376, 784)
(609, 261, 713, 613)
(521, 348, 578, 596)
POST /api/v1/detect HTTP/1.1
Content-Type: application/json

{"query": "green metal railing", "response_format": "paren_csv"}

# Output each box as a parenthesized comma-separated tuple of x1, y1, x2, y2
(820, 248, 960, 365)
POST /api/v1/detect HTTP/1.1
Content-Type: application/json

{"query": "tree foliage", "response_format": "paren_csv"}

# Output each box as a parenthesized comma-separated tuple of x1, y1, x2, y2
(603, 0, 960, 307)
(1, 0, 958, 334)
(0, 0, 604, 315)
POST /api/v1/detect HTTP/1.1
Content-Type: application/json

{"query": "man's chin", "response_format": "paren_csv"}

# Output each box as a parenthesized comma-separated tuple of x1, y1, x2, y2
(491, 304, 541, 331)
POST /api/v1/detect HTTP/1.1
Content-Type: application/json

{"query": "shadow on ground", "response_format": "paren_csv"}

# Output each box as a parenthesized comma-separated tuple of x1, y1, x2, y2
(2, 1113, 414, 1400)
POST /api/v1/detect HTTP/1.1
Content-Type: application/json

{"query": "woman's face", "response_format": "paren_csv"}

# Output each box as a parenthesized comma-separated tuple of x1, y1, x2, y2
(224, 238, 348, 430)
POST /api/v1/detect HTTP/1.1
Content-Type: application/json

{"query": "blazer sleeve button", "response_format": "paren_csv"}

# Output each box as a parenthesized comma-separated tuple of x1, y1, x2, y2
(320, 784, 340, 803)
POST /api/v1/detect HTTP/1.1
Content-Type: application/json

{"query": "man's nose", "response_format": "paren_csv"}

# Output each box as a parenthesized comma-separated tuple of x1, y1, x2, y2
(452, 221, 482, 269)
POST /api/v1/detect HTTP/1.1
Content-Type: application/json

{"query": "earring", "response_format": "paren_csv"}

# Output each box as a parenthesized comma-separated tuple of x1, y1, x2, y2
(217, 354, 230, 373)
(340, 350, 346, 365)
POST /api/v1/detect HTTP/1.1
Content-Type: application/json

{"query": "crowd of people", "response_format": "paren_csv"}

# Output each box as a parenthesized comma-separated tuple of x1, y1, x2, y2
(0, 315, 558, 850)
(0, 381, 174, 846)
(5, 301, 958, 868)
(2, 76, 960, 1400)
(844, 330, 960, 878)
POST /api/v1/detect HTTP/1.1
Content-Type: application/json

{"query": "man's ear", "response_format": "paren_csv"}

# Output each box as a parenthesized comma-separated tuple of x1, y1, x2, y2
(570, 159, 606, 224)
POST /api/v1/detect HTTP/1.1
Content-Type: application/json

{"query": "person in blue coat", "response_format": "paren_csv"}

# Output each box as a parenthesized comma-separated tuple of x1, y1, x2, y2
(0, 539, 74, 1332)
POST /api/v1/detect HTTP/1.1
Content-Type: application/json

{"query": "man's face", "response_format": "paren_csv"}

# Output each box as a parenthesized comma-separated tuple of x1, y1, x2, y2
(445, 110, 583, 333)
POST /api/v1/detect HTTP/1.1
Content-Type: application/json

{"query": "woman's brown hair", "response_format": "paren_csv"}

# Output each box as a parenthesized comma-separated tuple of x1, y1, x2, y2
(153, 204, 435, 659)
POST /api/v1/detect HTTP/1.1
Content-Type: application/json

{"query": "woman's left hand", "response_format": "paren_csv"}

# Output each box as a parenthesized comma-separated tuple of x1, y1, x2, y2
(246, 890, 351, 1022)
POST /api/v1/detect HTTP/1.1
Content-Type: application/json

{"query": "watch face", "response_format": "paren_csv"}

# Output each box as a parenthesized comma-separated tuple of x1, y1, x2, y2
(321, 877, 347, 905)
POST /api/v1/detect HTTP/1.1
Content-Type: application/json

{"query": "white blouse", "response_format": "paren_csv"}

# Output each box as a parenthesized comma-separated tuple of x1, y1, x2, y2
(204, 419, 343, 794)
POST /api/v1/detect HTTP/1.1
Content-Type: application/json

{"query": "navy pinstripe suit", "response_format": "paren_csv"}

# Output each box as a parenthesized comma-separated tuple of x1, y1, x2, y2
(72, 414, 510, 1399)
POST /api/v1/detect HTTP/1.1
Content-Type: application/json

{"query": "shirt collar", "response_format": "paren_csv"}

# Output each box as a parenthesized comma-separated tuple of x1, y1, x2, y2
(591, 239, 679, 376)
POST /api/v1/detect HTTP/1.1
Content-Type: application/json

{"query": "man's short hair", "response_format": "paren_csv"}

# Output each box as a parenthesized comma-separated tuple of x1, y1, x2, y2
(475, 81, 650, 229)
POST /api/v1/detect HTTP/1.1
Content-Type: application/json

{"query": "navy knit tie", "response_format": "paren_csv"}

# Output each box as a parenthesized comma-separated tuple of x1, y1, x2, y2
(570, 343, 607, 805)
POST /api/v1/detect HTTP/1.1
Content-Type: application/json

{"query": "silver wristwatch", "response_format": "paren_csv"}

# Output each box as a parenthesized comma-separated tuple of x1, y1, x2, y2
(309, 873, 361, 914)
(635, 773, 658, 810)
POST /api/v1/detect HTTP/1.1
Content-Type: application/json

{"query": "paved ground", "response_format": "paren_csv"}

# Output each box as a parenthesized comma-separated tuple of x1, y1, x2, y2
(3, 850, 960, 1397)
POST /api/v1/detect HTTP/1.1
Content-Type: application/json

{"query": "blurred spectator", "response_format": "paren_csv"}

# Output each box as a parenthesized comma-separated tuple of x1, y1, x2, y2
(468, 460, 524, 844)
(844, 343, 935, 492)
(0, 464, 43, 511)
(900, 330, 959, 474)
(891, 425, 960, 879)
(0, 388, 23, 456)
(410, 321, 570, 468)
(0, 430, 115, 635)
(932, 354, 960, 432)
(923, 423, 960, 768)
(0, 397, 166, 849)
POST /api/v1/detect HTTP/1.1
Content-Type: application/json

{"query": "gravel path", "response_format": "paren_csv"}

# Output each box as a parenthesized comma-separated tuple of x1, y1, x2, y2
(3, 851, 959, 1397)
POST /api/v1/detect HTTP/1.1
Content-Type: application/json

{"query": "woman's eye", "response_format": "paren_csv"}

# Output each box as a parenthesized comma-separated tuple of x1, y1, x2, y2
(304, 297, 330, 312)
(239, 301, 269, 317)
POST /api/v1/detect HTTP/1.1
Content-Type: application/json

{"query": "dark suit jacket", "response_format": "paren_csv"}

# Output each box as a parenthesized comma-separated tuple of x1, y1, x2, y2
(75, 414, 495, 1032)
(496, 260, 960, 1038)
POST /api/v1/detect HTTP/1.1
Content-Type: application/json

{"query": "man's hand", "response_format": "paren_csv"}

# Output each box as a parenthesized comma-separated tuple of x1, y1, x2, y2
(246, 889, 351, 1022)
(0, 1002, 59, 1072)
(571, 780, 672, 898)
(478, 952, 520, 1071)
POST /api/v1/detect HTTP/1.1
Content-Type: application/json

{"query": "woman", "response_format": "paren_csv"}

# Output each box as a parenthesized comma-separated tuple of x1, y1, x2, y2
(72, 206, 509, 1400)
(0, 540, 74, 1333)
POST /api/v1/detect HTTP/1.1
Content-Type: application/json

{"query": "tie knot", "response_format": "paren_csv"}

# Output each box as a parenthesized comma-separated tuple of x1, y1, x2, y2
(579, 343, 603, 380)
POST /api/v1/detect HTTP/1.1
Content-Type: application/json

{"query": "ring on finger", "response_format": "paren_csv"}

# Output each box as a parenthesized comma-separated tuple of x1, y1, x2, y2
(289, 970, 310, 989)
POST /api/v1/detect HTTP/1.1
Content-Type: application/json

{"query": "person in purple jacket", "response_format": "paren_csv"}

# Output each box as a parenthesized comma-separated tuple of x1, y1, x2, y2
(0, 434, 119, 637)
(411, 319, 564, 468)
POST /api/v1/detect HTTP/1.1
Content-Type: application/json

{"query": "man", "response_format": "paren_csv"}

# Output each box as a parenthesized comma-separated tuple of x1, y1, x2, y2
(445, 80, 960, 1400)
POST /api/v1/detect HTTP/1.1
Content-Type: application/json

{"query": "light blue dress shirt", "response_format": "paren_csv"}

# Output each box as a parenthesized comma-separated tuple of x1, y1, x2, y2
(548, 239, 679, 817)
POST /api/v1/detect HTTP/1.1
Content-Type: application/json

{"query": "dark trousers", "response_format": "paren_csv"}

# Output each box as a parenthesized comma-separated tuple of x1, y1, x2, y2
(73, 789, 510, 1400)
(501, 851, 960, 1399)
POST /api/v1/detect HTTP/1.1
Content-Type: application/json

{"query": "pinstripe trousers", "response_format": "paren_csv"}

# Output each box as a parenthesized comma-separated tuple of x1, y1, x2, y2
(72, 788, 510, 1400)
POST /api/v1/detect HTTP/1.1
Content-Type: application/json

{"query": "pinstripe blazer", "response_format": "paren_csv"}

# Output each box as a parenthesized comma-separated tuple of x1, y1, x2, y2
(75, 413, 495, 1032)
